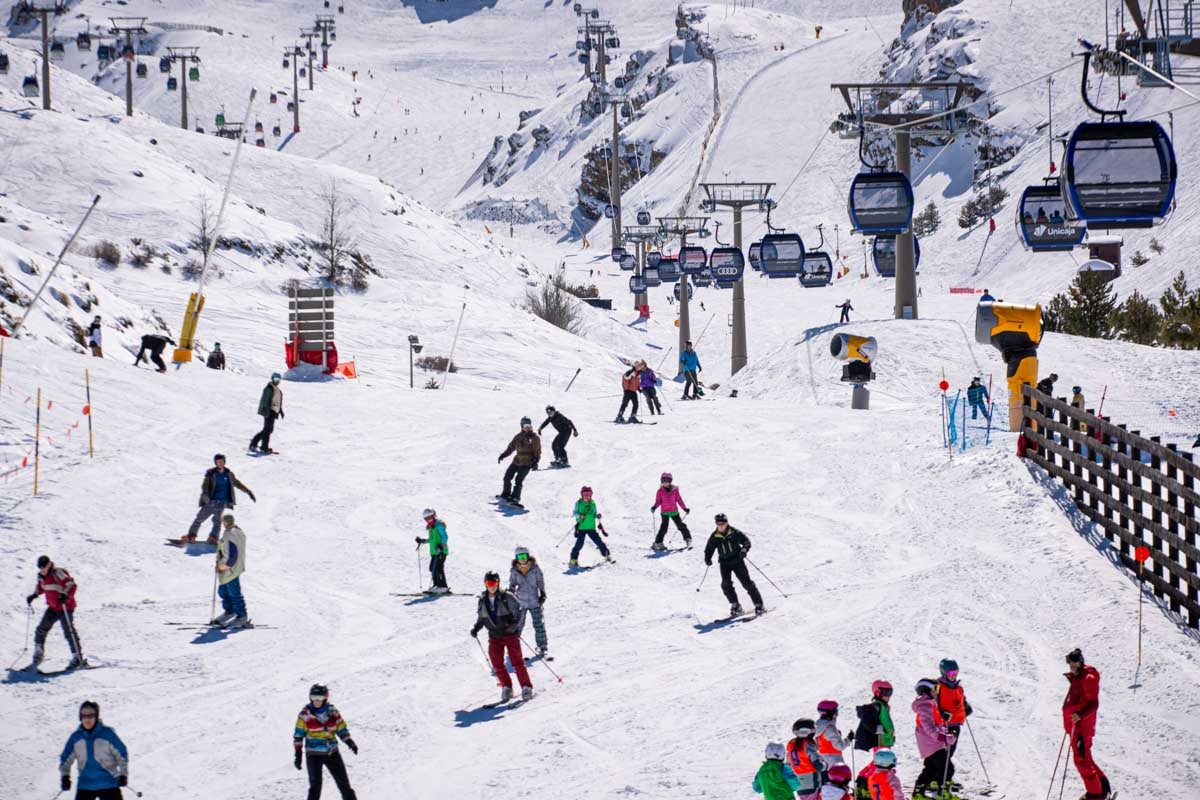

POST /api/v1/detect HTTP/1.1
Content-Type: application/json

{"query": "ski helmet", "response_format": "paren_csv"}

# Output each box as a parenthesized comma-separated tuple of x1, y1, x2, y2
(580, 485, 593, 495)
(79, 700, 99, 719)
(213, 453, 226, 463)
(309, 683, 329, 699)
(817, 699, 839, 714)
(422, 508, 436, 520)
(939, 658, 959, 676)
(1072, 386, 1082, 394)
(873, 749, 897, 769)
(1065, 648, 1084, 665)
(520, 416, 532, 427)
(546, 405, 556, 414)
(714, 513, 728, 523)
(222, 511, 235, 522)
(915, 678, 938, 696)
(764, 742, 786, 761)
(660, 471, 673, 482)
(871, 679, 893, 698)
(514, 546, 530, 560)
(484, 570, 501, 585)
(791, 718, 815, 737)
(828, 764, 852, 784)
(37, 555, 51, 569)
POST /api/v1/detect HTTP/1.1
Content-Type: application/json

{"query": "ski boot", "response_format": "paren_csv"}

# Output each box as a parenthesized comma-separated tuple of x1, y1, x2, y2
(682, 537, 693, 549)
(536, 645, 548, 658)
(66, 654, 88, 670)
(628, 414, 640, 424)
(227, 616, 252, 629)
(651, 542, 667, 552)
(754, 605, 766, 616)
(205, 535, 219, 546)
(603, 554, 614, 563)
(569, 559, 579, 567)
(730, 603, 744, 617)
(614, 414, 625, 423)
(211, 612, 236, 627)
(521, 685, 534, 701)
(500, 685, 513, 703)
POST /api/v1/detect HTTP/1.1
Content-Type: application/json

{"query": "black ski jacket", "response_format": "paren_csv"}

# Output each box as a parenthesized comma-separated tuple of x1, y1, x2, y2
(471, 590, 522, 639)
(539, 411, 577, 436)
(704, 526, 751, 566)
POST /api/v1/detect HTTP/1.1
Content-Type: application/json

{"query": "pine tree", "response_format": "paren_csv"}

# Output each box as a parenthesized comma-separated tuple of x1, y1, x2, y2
(912, 201, 941, 237)
(1158, 270, 1200, 349)
(1110, 290, 1161, 345)
(1059, 271, 1116, 338)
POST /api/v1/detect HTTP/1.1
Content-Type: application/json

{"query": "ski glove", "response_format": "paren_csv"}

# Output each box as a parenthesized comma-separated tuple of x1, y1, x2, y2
(415, 537, 427, 545)
(470, 627, 480, 638)
(705, 559, 712, 567)
(294, 750, 303, 770)
(846, 730, 855, 742)
(498, 454, 504, 463)
(61, 776, 71, 791)
(118, 776, 128, 787)
(57, 593, 68, 606)
(346, 739, 358, 755)
(26, 592, 36, 605)
(248, 491, 257, 502)
(532, 462, 539, 471)
(278, 410, 284, 419)
(538, 592, 546, 607)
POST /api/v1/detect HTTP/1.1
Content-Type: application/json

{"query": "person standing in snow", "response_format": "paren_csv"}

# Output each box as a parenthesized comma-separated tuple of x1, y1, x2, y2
(836, 300, 853, 323)
(934, 658, 971, 788)
(854, 680, 896, 752)
(650, 472, 692, 550)
(26, 555, 85, 670)
(497, 417, 541, 507)
(679, 340, 703, 399)
(182, 453, 255, 545)
(86, 316, 103, 358)
(133, 333, 175, 373)
(616, 364, 641, 423)
(967, 377, 989, 420)
(249, 372, 284, 454)
(978, 289, 995, 303)
(212, 512, 250, 628)
(538, 405, 578, 467)
(703, 514, 765, 616)
(1071, 386, 1087, 431)
(59, 700, 129, 799)
(754, 742, 800, 800)
(206, 342, 226, 370)
(1063, 648, 1111, 800)
(815, 699, 849, 768)
(638, 360, 663, 415)
(569, 485, 612, 567)
(294, 684, 359, 800)
(786, 718, 827, 800)
(415, 508, 450, 593)
(912, 678, 956, 795)
(865, 749, 905, 800)
(470, 571, 534, 703)
(508, 546, 548, 657)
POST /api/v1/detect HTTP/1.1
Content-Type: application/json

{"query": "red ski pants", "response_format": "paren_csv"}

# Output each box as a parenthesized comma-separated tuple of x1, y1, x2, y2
(1072, 728, 1107, 796)
(487, 634, 531, 689)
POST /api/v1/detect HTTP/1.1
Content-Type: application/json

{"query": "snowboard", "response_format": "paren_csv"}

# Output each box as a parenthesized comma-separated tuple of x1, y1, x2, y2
(547, 462, 572, 469)
(165, 538, 216, 548)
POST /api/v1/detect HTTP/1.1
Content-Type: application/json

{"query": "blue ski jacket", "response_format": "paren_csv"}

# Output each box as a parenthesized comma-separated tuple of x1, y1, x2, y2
(61, 723, 128, 790)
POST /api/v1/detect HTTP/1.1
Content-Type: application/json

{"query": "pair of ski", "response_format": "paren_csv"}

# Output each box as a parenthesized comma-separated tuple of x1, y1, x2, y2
(704, 608, 769, 627)
(390, 591, 472, 597)
(163, 620, 272, 630)
(612, 419, 658, 425)
(478, 694, 535, 711)
(493, 495, 525, 509)
(566, 559, 614, 573)
(32, 661, 102, 676)
(910, 786, 1007, 800)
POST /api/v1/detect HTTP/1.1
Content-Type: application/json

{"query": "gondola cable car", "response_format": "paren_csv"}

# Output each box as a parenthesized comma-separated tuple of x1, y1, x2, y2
(799, 224, 834, 288)
(756, 204, 805, 278)
(847, 125, 914, 235)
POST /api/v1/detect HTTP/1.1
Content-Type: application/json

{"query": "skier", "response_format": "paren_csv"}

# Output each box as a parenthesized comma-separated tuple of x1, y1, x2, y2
(249, 372, 284, 454)
(912, 678, 956, 796)
(865, 749, 905, 800)
(934, 658, 972, 789)
(616, 364, 641, 423)
(650, 472, 692, 550)
(978, 289, 995, 303)
(212, 512, 250, 628)
(854, 680, 896, 751)
(26, 555, 85, 670)
(679, 340, 703, 399)
(470, 571, 534, 702)
(754, 742, 801, 799)
(1036, 372, 1059, 396)
(294, 684, 359, 800)
(569, 485, 612, 567)
(59, 700, 129, 799)
(497, 417, 541, 507)
(815, 699, 849, 767)
(86, 315, 103, 358)
(836, 299, 853, 323)
(133, 333, 175, 373)
(1063, 648, 1110, 800)
(786, 718, 826, 800)
(538, 405, 578, 467)
(822, 764, 853, 800)
(966, 377, 989, 420)
(205, 342, 226, 370)
(508, 546, 548, 657)
(182, 453, 255, 545)
(638, 360, 663, 415)
(415, 508, 450, 593)
(703, 513, 765, 616)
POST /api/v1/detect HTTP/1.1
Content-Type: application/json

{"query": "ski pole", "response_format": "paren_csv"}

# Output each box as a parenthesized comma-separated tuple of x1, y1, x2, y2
(555, 524, 577, 549)
(695, 564, 710, 592)
(1044, 730, 1067, 800)
(8, 606, 32, 670)
(209, 569, 219, 624)
(965, 718, 992, 788)
(63, 610, 85, 665)
(519, 634, 563, 682)
(415, 543, 423, 591)
(745, 557, 789, 598)
(1057, 725, 1073, 800)
(474, 636, 495, 677)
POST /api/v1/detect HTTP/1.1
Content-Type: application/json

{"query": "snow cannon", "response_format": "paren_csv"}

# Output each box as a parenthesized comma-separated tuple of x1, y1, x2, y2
(830, 333, 876, 409)
(975, 301, 1042, 431)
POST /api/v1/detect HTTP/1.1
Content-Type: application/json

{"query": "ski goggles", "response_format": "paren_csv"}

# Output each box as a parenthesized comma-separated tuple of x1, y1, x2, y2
(309, 695, 326, 703)
(79, 711, 97, 720)
(581, 490, 593, 496)
(484, 579, 500, 588)
(515, 553, 529, 562)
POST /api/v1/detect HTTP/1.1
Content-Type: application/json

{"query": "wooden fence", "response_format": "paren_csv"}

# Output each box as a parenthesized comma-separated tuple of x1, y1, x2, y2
(1020, 385, 1200, 628)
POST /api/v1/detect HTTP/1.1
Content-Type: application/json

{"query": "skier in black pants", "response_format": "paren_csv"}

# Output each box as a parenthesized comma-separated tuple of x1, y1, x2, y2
(836, 299, 853, 323)
(703, 514, 764, 617)
(134, 333, 176, 373)
(497, 417, 541, 507)
(539, 405, 578, 467)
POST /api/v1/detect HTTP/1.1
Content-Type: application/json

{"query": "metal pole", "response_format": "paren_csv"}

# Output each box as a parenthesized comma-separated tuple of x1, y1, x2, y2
(635, 241, 647, 310)
(40, 11, 51, 111)
(582, 18, 590, 80)
(307, 44, 314, 91)
(11, 195, 102, 337)
(597, 31, 607, 84)
(124, 33, 134, 117)
(730, 206, 747, 375)
(409, 345, 414, 389)
(292, 51, 301, 132)
(320, 26, 329, 68)
(85, 369, 94, 458)
(441, 301, 467, 388)
(179, 58, 188, 130)
(610, 104, 622, 251)
(677, 232, 691, 370)
(894, 128, 918, 319)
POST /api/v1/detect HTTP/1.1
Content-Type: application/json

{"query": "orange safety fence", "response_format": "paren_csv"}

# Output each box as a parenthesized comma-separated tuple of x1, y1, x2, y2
(1, 381, 93, 483)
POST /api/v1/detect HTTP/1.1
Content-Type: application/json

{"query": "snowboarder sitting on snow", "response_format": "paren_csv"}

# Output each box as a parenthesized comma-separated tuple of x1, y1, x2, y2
(935, 658, 971, 789)
(967, 377, 989, 420)
(865, 749, 905, 800)
(470, 571, 534, 703)
(509, 546, 548, 658)
(206, 342, 226, 370)
(415, 508, 450, 593)
(704, 514, 765, 616)
(679, 340, 703, 399)
(616, 363, 641, 423)
(854, 680, 896, 751)
(183, 453, 255, 545)
(60, 700, 129, 797)
(213, 512, 251, 629)
(26, 555, 85, 670)
(538, 405, 578, 467)
(638, 360, 663, 415)
(294, 683, 359, 800)
(249, 372, 284, 454)
(133, 333, 175, 373)
(754, 742, 800, 800)
(651, 472, 692, 550)
(822, 764, 853, 800)
(912, 678, 956, 795)
(570, 485, 612, 567)
(786, 718, 827, 800)
(497, 417, 541, 507)
(815, 699, 849, 768)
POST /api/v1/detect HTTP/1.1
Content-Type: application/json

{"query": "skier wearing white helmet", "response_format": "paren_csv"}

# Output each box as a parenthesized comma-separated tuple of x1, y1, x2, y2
(753, 741, 800, 799)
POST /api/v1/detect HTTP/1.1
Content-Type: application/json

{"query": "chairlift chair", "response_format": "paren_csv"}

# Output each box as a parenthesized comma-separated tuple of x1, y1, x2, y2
(871, 235, 921, 277)
(22, 75, 39, 98)
(159, 55, 171, 73)
(709, 248, 746, 288)
(1061, 121, 1176, 228)
(847, 171, 914, 234)
(76, 32, 92, 50)
(167, 76, 178, 91)
(642, 265, 662, 287)
(611, 246, 626, 262)
(1016, 179, 1086, 251)
(0, 52, 9, 75)
(799, 252, 834, 288)
(657, 255, 681, 282)
(758, 233, 805, 278)
(679, 246, 709, 275)
(748, 241, 761, 272)
(619, 254, 636, 271)
(636, 210, 651, 226)
(189, 66, 200, 81)
(50, 41, 65, 61)
(136, 62, 148, 78)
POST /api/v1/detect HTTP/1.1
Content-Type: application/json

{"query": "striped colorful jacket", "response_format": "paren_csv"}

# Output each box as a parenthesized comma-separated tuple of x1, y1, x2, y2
(294, 703, 352, 754)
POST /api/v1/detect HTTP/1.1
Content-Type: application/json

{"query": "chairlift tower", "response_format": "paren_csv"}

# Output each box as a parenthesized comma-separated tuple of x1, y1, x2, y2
(300, 29, 318, 91)
(606, 96, 629, 251)
(26, 2, 66, 111)
(658, 215, 711, 363)
(577, 6, 599, 80)
(622, 224, 660, 312)
(831, 81, 972, 320)
(109, 17, 147, 117)
(698, 182, 773, 376)
(590, 20, 615, 84)
(166, 47, 201, 130)
(284, 45, 303, 132)
(314, 14, 336, 69)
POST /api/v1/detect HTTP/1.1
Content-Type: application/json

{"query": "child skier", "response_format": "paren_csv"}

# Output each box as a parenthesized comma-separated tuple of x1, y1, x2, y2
(293, 684, 359, 800)
(786, 718, 826, 800)
(913, 678, 956, 796)
(59, 700, 129, 797)
(865, 749, 905, 800)
(497, 417, 541, 507)
(854, 680, 896, 752)
(934, 658, 972, 789)
(415, 508, 450, 593)
(703, 513, 765, 617)
(815, 699, 849, 767)
(638, 361, 663, 415)
(616, 364, 641, 423)
(754, 742, 800, 799)
(26, 555, 85, 670)
(822, 764, 853, 800)
(650, 472, 691, 550)
(509, 546, 548, 658)
(570, 485, 612, 567)
(470, 571, 534, 703)
(213, 512, 251, 628)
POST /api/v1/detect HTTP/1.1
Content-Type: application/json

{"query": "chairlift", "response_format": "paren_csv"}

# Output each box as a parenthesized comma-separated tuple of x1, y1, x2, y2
(748, 241, 761, 272)
(847, 171, 914, 234)
(709, 248, 746, 288)
(646, 250, 662, 268)
(758, 233, 805, 278)
(604, 204, 618, 219)
(22, 75, 39, 98)
(135, 62, 148, 78)
(611, 246, 626, 262)
(272, 124, 282, 136)
(871, 235, 921, 278)
(1061, 121, 1176, 228)
(619, 254, 636, 271)
(642, 265, 662, 287)
(50, 41, 65, 61)
(167, 76, 178, 91)
(657, 256, 681, 282)
(189, 66, 200, 81)
(1017, 179, 1085, 251)
(799, 252, 833, 288)
(679, 246, 708, 275)
(673, 281, 695, 302)
(159, 55, 171, 73)
(636, 210, 651, 226)
(120, 44, 135, 62)
(0, 52, 9, 75)
(629, 274, 647, 293)
(76, 32, 92, 50)
(256, 138, 266, 148)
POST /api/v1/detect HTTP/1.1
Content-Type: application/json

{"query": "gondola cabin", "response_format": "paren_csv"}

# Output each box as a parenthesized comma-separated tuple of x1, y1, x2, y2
(76, 32, 92, 50)
(22, 75, 39, 97)
(636, 210, 651, 226)
(189, 66, 200, 81)
(642, 266, 662, 287)
(0, 52, 9, 75)
(657, 256, 681, 282)
(847, 171, 914, 234)
(159, 55, 171, 72)
(710, 248, 746, 288)
(611, 246, 627, 263)
(679, 246, 708, 275)
(604, 204, 617, 219)
(629, 274, 647, 294)
(674, 281, 695, 302)
(167, 76, 178, 91)
(748, 241, 761, 271)
(619, 254, 636, 271)
(758, 233, 805, 278)
(1061, 120, 1176, 228)
(135, 62, 148, 78)
(1017, 181, 1085, 251)
(800, 252, 834, 287)
(50, 41, 65, 61)
(871, 235, 920, 278)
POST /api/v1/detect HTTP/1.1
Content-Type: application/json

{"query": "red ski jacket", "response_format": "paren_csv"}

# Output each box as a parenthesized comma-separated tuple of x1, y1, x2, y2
(1062, 665, 1100, 735)
(36, 565, 77, 612)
